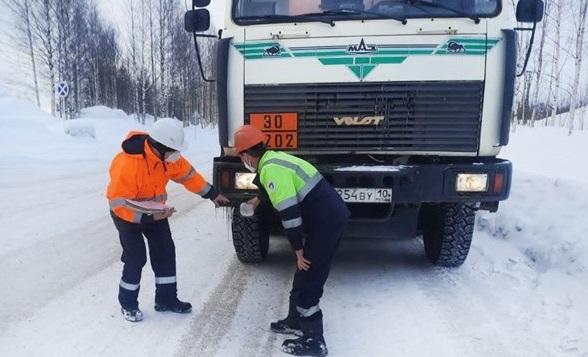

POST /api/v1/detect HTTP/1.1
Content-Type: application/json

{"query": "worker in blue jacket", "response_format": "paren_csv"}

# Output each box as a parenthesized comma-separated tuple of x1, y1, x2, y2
(234, 125, 350, 357)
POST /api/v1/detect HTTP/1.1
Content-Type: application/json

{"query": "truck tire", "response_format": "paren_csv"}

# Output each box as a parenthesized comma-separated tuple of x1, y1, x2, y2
(231, 207, 270, 263)
(422, 203, 476, 267)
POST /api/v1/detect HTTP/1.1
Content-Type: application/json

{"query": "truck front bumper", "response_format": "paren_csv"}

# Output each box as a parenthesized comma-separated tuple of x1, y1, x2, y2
(213, 156, 511, 238)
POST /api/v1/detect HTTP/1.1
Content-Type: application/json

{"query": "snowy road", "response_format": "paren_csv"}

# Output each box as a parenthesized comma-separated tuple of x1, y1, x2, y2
(1, 102, 587, 356)
(0, 206, 557, 357)
(1, 175, 582, 356)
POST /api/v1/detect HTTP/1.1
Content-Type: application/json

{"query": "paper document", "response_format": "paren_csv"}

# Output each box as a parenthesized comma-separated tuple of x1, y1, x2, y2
(124, 199, 172, 214)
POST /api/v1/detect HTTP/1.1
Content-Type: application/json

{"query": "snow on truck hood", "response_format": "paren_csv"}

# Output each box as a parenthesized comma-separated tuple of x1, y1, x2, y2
(335, 165, 413, 172)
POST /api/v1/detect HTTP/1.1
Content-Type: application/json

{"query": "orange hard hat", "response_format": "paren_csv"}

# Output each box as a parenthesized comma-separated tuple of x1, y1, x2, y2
(234, 125, 265, 153)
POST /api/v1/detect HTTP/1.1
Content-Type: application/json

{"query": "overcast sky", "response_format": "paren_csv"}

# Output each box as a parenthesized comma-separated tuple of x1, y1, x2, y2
(96, 0, 226, 36)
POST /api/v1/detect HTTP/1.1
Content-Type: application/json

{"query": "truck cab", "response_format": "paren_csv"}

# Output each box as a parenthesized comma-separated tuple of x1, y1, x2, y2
(185, 0, 544, 267)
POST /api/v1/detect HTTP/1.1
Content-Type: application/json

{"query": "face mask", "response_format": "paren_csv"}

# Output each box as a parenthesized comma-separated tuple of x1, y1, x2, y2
(242, 155, 256, 173)
(244, 162, 256, 173)
(165, 151, 181, 163)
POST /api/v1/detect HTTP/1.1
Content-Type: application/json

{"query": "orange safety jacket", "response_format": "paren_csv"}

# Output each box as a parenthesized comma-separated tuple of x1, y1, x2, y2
(106, 131, 217, 223)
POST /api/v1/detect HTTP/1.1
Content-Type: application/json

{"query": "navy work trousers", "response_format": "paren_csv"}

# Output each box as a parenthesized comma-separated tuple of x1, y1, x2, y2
(111, 213, 177, 310)
(290, 221, 345, 311)
(290, 179, 350, 312)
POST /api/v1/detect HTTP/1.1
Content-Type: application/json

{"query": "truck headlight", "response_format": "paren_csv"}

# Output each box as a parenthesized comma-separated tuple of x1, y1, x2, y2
(456, 173, 488, 192)
(235, 172, 258, 190)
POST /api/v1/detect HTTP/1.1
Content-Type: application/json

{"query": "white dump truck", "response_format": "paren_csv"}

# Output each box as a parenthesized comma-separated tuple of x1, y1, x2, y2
(185, 0, 544, 267)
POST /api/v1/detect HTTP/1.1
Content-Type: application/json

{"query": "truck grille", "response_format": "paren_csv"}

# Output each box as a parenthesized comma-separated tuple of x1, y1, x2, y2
(244, 81, 484, 153)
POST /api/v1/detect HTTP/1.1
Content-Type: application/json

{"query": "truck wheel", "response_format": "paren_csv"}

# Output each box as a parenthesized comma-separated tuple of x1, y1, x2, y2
(422, 203, 476, 267)
(231, 207, 270, 263)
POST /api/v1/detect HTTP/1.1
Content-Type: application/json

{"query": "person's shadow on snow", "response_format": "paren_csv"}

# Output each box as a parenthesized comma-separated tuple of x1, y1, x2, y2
(254, 236, 431, 277)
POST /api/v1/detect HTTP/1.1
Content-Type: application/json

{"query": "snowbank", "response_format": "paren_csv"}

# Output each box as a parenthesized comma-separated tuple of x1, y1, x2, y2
(489, 125, 588, 275)
(504, 125, 588, 185)
(0, 97, 217, 169)
(80, 105, 130, 121)
(473, 125, 588, 355)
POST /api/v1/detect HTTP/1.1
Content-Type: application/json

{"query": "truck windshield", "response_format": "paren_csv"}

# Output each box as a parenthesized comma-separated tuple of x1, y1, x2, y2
(233, 0, 500, 25)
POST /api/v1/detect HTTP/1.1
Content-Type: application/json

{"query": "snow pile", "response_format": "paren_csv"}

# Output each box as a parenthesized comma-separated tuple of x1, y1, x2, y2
(81, 105, 130, 121)
(0, 95, 65, 168)
(335, 165, 412, 172)
(483, 125, 588, 274)
(64, 120, 97, 138)
(0, 96, 217, 169)
(62, 106, 130, 138)
(473, 125, 588, 355)
(478, 177, 587, 274)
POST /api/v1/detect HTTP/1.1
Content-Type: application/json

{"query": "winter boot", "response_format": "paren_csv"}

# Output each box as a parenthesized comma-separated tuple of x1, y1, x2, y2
(121, 307, 144, 322)
(281, 310, 328, 357)
(154, 297, 192, 313)
(271, 299, 303, 336)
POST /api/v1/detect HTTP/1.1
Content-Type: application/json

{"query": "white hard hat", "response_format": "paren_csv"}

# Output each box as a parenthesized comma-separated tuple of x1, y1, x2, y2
(149, 118, 188, 151)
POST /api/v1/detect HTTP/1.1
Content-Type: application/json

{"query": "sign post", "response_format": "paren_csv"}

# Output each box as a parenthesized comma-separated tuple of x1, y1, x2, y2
(56, 81, 69, 119)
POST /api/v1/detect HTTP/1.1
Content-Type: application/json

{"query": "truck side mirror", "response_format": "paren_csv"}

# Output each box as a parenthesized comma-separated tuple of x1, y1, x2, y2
(516, 0, 544, 23)
(184, 9, 210, 33)
(193, 0, 211, 7)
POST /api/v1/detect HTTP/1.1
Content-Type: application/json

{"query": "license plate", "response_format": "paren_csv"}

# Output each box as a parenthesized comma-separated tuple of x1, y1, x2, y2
(250, 113, 298, 149)
(335, 188, 392, 203)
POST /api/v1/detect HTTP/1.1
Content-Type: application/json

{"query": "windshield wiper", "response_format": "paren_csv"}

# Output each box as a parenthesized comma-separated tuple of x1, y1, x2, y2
(299, 8, 407, 25)
(235, 14, 336, 26)
(236, 8, 408, 27)
(404, 0, 480, 24)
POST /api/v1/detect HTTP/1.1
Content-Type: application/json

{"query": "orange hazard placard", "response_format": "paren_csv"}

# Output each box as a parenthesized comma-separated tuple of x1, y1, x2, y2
(250, 113, 298, 149)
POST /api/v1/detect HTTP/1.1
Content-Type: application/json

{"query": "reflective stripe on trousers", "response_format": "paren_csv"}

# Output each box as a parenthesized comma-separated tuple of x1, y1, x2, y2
(155, 276, 176, 284)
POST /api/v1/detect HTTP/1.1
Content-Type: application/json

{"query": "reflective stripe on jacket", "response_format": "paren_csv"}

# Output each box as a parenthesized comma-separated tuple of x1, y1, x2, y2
(258, 150, 323, 250)
(106, 131, 214, 223)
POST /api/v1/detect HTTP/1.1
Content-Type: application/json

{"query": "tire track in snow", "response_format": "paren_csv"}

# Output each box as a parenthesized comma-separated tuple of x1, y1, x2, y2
(221, 244, 294, 357)
(255, 277, 290, 357)
(172, 238, 296, 357)
(175, 258, 252, 357)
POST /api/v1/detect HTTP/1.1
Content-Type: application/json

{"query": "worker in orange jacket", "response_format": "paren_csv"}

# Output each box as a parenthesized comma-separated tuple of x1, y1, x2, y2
(106, 118, 228, 322)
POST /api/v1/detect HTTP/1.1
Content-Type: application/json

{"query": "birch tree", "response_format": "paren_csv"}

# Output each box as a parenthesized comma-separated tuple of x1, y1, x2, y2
(14, 0, 41, 107)
(547, 0, 563, 126)
(568, 0, 588, 133)
(30, 0, 58, 115)
(140, 0, 147, 123)
(2, 0, 42, 107)
(529, 0, 550, 127)
(159, 0, 173, 117)
(510, 0, 531, 126)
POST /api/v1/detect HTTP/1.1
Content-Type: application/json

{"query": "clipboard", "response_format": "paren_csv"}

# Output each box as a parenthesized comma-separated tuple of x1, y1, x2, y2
(124, 199, 172, 214)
